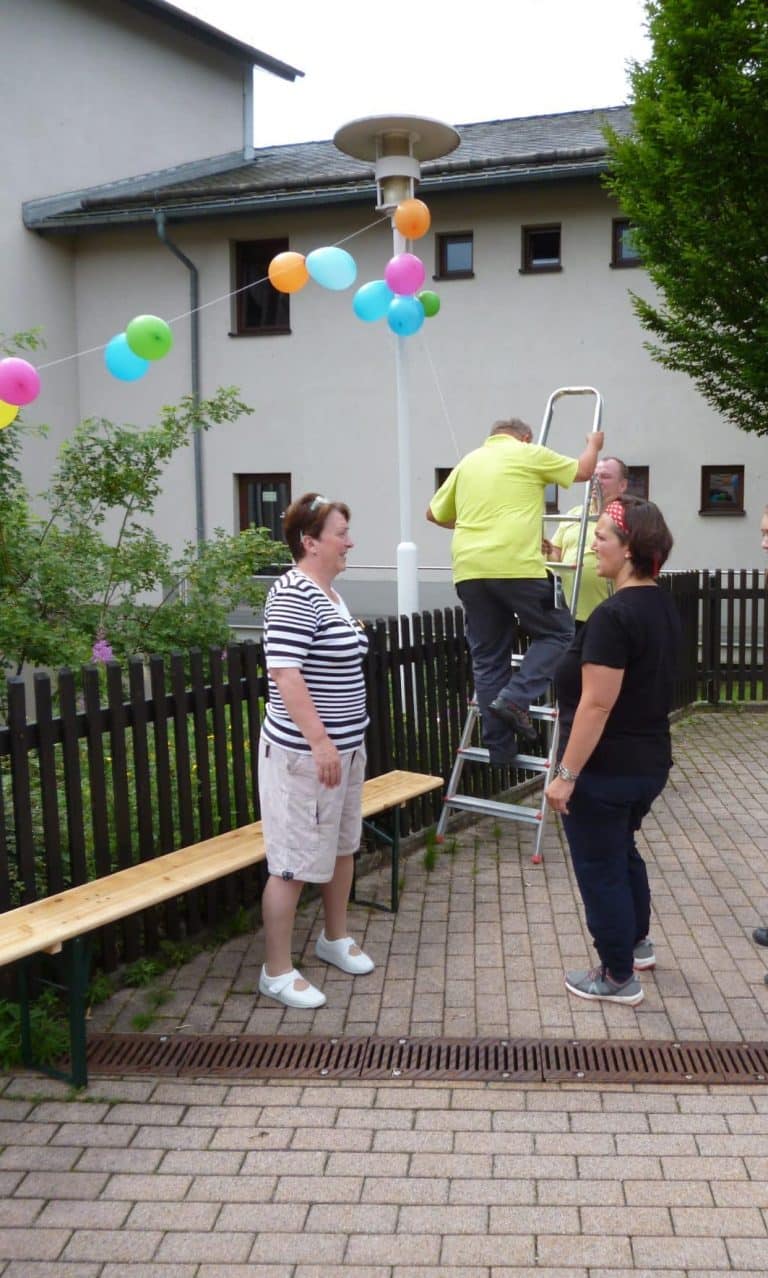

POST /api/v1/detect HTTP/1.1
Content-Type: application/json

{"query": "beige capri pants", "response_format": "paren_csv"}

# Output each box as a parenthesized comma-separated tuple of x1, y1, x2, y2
(257, 736, 366, 884)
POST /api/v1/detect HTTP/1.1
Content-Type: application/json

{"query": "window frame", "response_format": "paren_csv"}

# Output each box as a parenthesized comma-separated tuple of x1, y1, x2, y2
(434, 232, 474, 280)
(236, 473, 292, 549)
(625, 466, 650, 500)
(520, 223, 562, 274)
(611, 218, 642, 269)
(699, 465, 745, 516)
(232, 238, 291, 337)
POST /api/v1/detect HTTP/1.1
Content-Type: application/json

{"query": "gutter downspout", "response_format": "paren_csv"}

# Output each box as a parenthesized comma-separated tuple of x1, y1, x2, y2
(154, 210, 205, 546)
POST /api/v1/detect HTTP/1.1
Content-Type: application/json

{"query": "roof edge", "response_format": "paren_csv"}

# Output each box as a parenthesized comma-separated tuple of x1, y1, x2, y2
(118, 0, 303, 80)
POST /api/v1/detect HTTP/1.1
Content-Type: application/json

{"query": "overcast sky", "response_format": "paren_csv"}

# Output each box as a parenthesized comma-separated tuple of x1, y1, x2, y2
(177, 0, 651, 147)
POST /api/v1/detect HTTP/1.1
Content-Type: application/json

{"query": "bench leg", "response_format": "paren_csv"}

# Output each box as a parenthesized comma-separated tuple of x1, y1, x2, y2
(18, 937, 92, 1090)
(352, 811, 400, 913)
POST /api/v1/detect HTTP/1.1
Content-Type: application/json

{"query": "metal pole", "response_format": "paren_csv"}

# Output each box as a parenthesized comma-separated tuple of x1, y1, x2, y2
(392, 224, 419, 619)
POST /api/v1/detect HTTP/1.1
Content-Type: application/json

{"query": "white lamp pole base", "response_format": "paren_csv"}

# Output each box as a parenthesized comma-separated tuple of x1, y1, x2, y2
(397, 541, 419, 620)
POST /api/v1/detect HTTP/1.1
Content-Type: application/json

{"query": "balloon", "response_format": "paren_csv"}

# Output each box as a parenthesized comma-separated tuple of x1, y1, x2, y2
(268, 251, 309, 294)
(0, 357, 41, 406)
(104, 333, 150, 382)
(417, 290, 441, 318)
(394, 198, 431, 239)
(125, 314, 173, 361)
(386, 295, 425, 337)
(0, 400, 19, 429)
(352, 279, 394, 323)
(306, 246, 357, 291)
(384, 252, 426, 296)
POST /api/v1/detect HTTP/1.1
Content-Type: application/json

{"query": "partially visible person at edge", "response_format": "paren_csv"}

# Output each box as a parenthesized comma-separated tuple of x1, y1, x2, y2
(257, 492, 374, 1009)
(544, 495, 679, 1006)
(751, 505, 768, 954)
(427, 417, 603, 765)
(547, 456, 629, 626)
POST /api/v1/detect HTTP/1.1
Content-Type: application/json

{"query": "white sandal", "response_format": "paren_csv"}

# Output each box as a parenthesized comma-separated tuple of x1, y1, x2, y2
(258, 965, 326, 1008)
(315, 931, 375, 975)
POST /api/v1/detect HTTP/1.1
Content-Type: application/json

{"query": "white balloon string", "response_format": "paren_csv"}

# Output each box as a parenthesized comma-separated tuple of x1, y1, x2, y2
(418, 329, 462, 461)
(35, 214, 391, 370)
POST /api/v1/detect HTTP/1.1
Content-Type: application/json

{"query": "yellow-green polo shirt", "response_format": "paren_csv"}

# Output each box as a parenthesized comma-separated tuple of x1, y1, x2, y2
(430, 435, 579, 582)
(551, 504, 611, 621)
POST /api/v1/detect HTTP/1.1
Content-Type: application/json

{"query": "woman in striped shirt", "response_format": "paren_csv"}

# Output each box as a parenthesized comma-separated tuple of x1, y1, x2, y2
(257, 493, 374, 1009)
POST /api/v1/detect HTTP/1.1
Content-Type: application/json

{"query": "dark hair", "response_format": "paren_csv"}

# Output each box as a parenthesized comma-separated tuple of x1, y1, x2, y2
(490, 417, 533, 442)
(606, 494, 673, 578)
(283, 492, 351, 561)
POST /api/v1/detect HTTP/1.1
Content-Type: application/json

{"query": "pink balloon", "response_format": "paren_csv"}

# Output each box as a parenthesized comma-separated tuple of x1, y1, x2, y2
(0, 357, 41, 407)
(384, 252, 426, 296)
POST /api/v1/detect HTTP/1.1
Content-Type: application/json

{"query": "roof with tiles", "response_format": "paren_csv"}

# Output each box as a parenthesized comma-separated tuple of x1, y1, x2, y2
(24, 105, 633, 231)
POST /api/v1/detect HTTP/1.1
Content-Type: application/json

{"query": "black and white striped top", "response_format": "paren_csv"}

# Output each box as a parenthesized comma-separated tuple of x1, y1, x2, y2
(262, 568, 369, 753)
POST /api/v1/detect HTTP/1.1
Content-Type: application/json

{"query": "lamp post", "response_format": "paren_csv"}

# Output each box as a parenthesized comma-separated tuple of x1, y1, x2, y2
(333, 114, 460, 619)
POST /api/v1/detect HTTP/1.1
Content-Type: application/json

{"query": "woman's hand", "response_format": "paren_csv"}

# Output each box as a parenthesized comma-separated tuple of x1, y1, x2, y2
(311, 736, 342, 788)
(545, 775, 575, 814)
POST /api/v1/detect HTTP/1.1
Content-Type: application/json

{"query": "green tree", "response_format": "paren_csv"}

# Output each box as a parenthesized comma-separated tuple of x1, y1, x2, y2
(0, 350, 289, 678)
(605, 0, 768, 434)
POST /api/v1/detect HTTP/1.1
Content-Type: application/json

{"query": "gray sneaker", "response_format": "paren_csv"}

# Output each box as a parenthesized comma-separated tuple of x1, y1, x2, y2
(565, 965, 644, 1006)
(633, 937, 655, 970)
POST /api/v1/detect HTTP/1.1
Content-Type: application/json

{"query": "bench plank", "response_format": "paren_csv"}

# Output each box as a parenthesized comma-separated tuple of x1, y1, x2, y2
(0, 771, 443, 969)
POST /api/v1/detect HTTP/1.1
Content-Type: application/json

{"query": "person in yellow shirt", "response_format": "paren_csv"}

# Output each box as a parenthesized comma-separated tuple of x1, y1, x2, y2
(548, 456, 629, 626)
(427, 417, 603, 764)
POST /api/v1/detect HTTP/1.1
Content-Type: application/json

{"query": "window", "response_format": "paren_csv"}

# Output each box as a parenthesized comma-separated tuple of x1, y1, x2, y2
(700, 465, 745, 515)
(232, 239, 290, 335)
(237, 473, 291, 543)
(545, 483, 559, 514)
(612, 219, 642, 268)
(435, 233, 473, 279)
(435, 467, 454, 489)
(521, 224, 561, 273)
(626, 466, 649, 500)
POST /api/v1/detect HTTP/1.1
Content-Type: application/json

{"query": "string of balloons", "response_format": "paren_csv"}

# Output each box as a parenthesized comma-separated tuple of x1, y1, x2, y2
(0, 197, 440, 430)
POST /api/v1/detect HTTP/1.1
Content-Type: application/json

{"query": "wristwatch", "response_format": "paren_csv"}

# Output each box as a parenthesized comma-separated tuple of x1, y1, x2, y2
(554, 763, 579, 782)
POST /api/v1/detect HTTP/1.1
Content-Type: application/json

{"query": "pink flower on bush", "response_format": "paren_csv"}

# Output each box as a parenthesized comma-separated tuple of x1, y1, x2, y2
(92, 629, 114, 663)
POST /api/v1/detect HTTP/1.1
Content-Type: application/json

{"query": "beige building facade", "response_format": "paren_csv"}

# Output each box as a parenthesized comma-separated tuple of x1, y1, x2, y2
(6, 3, 767, 619)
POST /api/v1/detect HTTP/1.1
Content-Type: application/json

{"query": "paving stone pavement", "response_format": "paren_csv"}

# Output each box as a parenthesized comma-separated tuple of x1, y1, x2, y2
(2, 707, 768, 1274)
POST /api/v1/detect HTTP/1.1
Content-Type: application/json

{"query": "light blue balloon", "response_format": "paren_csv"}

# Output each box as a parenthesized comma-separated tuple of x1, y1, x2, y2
(353, 279, 394, 323)
(386, 295, 425, 337)
(306, 246, 357, 291)
(104, 333, 150, 382)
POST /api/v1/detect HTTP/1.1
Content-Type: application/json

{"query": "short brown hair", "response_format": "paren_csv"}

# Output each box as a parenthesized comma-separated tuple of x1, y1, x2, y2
(601, 455, 629, 480)
(490, 418, 533, 442)
(283, 492, 351, 561)
(606, 495, 673, 577)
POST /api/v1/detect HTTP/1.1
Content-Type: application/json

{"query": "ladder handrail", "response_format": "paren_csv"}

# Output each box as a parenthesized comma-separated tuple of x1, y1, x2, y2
(539, 386, 604, 624)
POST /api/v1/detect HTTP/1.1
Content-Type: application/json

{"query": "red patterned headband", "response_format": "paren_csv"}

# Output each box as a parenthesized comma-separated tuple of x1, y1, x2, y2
(603, 499, 628, 534)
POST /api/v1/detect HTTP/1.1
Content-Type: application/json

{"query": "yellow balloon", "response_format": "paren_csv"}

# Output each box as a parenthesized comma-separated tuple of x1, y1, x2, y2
(268, 251, 309, 294)
(0, 399, 19, 429)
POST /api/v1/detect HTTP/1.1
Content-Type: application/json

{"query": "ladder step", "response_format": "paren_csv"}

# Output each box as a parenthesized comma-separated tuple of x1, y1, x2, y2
(442, 795, 544, 824)
(466, 698, 557, 721)
(459, 746, 550, 771)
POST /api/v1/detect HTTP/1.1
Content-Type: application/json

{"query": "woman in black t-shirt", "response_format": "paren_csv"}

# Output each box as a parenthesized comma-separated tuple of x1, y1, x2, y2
(545, 496, 680, 1007)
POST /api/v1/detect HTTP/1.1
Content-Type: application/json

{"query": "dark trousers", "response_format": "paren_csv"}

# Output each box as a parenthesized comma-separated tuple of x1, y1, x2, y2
(456, 576, 574, 757)
(562, 770, 668, 983)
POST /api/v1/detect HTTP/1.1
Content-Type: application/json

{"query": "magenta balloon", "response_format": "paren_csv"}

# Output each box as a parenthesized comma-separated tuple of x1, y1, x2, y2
(384, 252, 426, 296)
(0, 357, 41, 407)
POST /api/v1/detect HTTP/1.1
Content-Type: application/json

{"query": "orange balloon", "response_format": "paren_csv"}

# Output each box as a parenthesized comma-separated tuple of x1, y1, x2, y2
(394, 198, 431, 239)
(268, 251, 309, 294)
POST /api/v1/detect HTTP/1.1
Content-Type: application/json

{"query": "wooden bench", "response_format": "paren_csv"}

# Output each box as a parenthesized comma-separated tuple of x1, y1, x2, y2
(0, 769, 443, 1087)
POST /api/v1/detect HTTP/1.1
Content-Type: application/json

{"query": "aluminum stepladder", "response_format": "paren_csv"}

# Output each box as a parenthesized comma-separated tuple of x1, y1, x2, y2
(436, 386, 604, 862)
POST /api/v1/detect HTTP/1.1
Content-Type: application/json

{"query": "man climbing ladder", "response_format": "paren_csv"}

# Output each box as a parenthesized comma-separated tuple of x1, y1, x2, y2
(427, 408, 603, 765)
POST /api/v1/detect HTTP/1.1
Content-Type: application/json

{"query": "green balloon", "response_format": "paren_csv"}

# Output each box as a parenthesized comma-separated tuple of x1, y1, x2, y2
(125, 314, 174, 361)
(417, 290, 441, 318)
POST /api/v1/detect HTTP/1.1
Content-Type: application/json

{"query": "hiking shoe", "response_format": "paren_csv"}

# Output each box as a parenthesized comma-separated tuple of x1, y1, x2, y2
(565, 965, 644, 1006)
(488, 698, 538, 743)
(633, 937, 656, 970)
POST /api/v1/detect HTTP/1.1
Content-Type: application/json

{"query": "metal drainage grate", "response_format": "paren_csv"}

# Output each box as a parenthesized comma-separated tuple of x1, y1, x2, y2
(82, 1033, 768, 1084)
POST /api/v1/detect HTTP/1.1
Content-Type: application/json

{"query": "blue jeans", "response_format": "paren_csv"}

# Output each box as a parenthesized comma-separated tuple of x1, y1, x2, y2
(456, 576, 574, 757)
(562, 770, 669, 983)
